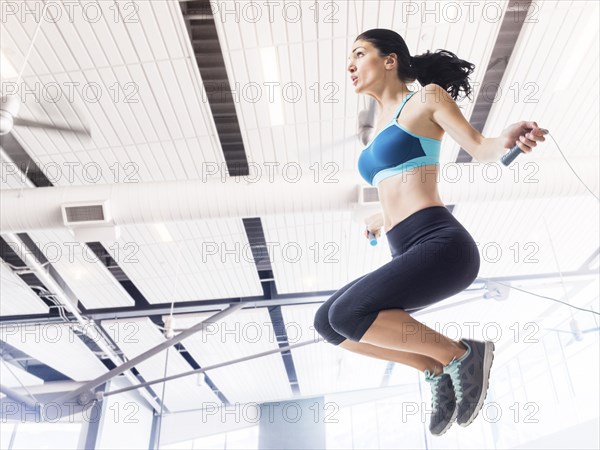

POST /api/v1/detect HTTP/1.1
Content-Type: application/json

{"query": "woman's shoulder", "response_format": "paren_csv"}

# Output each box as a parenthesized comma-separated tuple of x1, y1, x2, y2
(412, 84, 455, 116)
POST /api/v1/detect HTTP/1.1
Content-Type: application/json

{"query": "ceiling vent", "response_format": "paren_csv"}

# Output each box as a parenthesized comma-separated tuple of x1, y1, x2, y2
(61, 201, 120, 243)
(358, 185, 379, 204)
(61, 201, 111, 227)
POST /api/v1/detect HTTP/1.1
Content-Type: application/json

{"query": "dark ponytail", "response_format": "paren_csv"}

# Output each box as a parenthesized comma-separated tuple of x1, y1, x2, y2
(410, 49, 475, 101)
(355, 29, 475, 101)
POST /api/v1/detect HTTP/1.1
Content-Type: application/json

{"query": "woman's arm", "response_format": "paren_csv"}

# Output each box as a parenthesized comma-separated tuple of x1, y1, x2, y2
(424, 84, 545, 162)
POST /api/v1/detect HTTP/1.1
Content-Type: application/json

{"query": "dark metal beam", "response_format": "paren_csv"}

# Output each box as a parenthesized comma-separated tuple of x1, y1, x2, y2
(179, 0, 249, 176)
(2, 269, 598, 325)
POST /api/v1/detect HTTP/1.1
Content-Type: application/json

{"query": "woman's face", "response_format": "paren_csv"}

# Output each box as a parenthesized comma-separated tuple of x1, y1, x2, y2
(347, 40, 390, 94)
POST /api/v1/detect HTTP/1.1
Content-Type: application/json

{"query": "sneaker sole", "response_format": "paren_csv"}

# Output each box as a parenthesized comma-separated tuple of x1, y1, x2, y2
(431, 405, 458, 436)
(458, 341, 495, 427)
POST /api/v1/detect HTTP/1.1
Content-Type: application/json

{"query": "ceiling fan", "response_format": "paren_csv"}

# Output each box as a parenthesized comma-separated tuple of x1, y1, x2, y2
(0, 95, 91, 137)
(0, 4, 91, 138)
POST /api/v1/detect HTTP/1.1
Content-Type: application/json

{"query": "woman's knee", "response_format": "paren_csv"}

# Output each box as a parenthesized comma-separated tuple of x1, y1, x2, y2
(313, 274, 369, 345)
(328, 301, 358, 341)
(313, 302, 345, 345)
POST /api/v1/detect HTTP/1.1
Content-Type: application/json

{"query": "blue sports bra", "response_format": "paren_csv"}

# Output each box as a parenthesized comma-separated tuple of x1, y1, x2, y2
(357, 91, 441, 186)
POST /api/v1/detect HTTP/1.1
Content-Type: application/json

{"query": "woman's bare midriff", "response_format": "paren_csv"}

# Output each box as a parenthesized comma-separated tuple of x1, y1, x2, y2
(378, 164, 445, 233)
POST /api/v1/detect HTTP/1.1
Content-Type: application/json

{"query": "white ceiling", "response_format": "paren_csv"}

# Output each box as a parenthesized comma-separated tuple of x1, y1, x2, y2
(0, 0, 598, 415)
(27, 228, 135, 308)
(0, 260, 49, 316)
(102, 219, 264, 304)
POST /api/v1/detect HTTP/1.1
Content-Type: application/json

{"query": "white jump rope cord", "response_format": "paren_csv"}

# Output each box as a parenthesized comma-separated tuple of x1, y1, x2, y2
(481, 130, 599, 316)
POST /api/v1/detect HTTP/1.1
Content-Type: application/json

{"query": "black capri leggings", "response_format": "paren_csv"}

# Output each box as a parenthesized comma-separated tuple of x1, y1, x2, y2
(313, 206, 480, 346)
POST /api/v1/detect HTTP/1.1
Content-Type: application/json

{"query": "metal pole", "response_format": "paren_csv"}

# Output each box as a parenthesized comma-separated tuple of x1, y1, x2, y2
(54, 303, 244, 405)
(103, 338, 323, 398)
(0, 384, 39, 409)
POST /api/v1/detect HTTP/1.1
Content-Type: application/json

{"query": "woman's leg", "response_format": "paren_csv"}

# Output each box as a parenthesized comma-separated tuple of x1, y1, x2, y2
(359, 309, 467, 366)
(338, 338, 445, 375)
(314, 273, 449, 375)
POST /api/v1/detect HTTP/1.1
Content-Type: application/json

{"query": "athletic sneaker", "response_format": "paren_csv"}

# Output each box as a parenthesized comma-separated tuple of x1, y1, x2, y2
(424, 369, 457, 436)
(443, 338, 495, 427)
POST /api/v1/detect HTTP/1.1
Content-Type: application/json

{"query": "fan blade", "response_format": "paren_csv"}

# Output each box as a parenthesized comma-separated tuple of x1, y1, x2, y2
(13, 117, 91, 137)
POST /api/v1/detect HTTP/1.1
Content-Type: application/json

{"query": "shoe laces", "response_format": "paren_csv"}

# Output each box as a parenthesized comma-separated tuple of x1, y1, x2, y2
(424, 369, 442, 410)
(444, 357, 463, 403)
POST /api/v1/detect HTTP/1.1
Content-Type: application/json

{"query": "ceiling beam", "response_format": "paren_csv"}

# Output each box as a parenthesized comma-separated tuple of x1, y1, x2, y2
(2, 269, 597, 324)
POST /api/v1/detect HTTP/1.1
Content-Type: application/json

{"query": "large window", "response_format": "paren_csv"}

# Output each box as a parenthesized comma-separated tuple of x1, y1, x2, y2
(160, 426, 258, 449)
(0, 422, 82, 450)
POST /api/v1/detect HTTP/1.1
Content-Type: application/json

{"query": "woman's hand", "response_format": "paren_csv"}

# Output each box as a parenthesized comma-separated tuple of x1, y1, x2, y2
(363, 227, 382, 240)
(364, 212, 383, 240)
(500, 121, 547, 154)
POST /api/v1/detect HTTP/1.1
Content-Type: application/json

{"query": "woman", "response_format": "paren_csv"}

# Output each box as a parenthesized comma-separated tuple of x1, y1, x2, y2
(313, 29, 546, 436)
